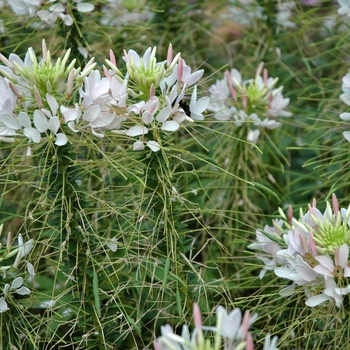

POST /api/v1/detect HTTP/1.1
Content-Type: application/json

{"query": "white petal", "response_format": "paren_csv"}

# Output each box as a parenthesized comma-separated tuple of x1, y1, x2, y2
(305, 294, 330, 307)
(156, 107, 171, 123)
(18, 112, 31, 128)
(0, 113, 21, 129)
(194, 96, 210, 113)
(162, 120, 179, 132)
(15, 286, 31, 295)
(279, 285, 295, 296)
(315, 255, 334, 270)
(338, 244, 349, 268)
(343, 131, 350, 142)
(132, 140, 145, 150)
(21, 239, 34, 258)
(142, 111, 153, 124)
(68, 121, 79, 132)
(37, 10, 51, 21)
(106, 238, 118, 252)
(46, 94, 58, 116)
(295, 265, 317, 282)
(11, 277, 23, 290)
(340, 112, 350, 121)
(55, 133, 68, 146)
(76, 2, 94, 12)
(33, 110, 48, 132)
(62, 14, 73, 26)
(126, 125, 148, 137)
(48, 117, 60, 134)
(91, 128, 105, 137)
(146, 140, 160, 152)
(24, 128, 41, 143)
(274, 267, 292, 279)
(0, 297, 9, 313)
(61, 106, 81, 122)
(83, 105, 101, 122)
(27, 262, 35, 276)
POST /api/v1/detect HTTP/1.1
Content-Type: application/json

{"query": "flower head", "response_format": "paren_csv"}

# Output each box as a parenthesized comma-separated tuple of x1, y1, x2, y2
(208, 63, 291, 142)
(250, 195, 350, 308)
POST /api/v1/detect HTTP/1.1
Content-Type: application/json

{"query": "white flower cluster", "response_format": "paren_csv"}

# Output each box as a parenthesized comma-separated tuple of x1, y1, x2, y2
(224, 0, 265, 27)
(2, 0, 94, 26)
(0, 41, 209, 151)
(0, 225, 34, 313)
(208, 63, 291, 143)
(339, 72, 350, 141)
(154, 303, 278, 350)
(224, 0, 296, 29)
(99, 0, 152, 28)
(338, 0, 350, 17)
(249, 194, 350, 308)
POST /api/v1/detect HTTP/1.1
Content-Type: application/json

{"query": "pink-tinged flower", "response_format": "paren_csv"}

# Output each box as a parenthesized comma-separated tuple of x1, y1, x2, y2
(110, 77, 128, 108)
(0, 78, 16, 114)
(274, 254, 320, 286)
(252, 196, 350, 308)
(268, 93, 292, 118)
(141, 96, 159, 124)
(208, 64, 291, 130)
(82, 105, 115, 137)
(81, 70, 112, 108)
(156, 84, 187, 131)
(216, 305, 257, 344)
(177, 60, 204, 87)
(248, 219, 287, 279)
(32, 93, 68, 145)
(0, 112, 41, 143)
(263, 334, 279, 350)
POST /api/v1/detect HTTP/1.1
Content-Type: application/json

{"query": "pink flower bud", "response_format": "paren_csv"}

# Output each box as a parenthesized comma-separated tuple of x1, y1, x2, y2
(167, 43, 173, 67)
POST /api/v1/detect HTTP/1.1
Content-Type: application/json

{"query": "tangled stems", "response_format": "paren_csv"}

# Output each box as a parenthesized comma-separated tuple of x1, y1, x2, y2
(137, 134, 201, 323)
(25, 141, 111, 348)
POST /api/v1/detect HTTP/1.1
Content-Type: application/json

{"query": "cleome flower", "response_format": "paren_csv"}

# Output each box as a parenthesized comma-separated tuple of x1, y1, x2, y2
(107, 44, 209, 151)
(0, 228, 35, 313)
(208, 63, 291, 143)
(154, 303, 278, 350)
(249, 194, 350, 308)
(0, 41, 209, 151)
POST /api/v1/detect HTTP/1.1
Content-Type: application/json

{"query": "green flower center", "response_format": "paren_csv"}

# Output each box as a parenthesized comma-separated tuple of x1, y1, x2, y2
(311, 216, 350, 254)
(13, 48, 75, 103)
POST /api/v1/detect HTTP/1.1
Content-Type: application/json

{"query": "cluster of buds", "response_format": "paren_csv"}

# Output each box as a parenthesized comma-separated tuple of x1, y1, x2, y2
(208, 63, 291, 143)
(249, 194, 350, 308)
(0, 224, 34, 313)
(0, 40, 208, 151)
(154, 303, 278, 350)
